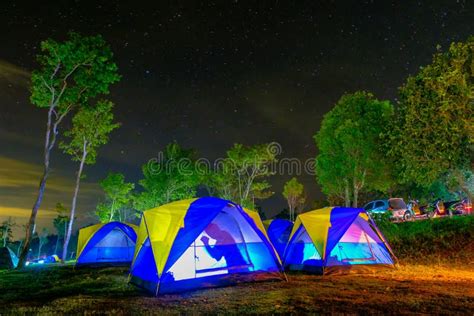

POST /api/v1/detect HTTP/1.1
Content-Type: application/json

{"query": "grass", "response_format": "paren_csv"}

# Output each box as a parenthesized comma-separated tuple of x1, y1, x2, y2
(377, 215, 474, 264)
(1, 264, 473, 314)
(1, 216, 473, 314)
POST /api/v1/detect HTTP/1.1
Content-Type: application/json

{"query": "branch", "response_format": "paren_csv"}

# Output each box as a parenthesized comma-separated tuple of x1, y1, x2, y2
(39, 75, 54, 93)
(50, 62, 61, 81)
(54, 62, 89, 105)
(48, 104, 73, 151)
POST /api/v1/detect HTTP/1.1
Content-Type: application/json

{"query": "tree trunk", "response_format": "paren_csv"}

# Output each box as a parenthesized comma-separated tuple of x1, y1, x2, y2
(109, 199, 116, 222)
(54, 235, 59, 254)
(16, 240, 23, 257)
(37, 240, 42, 258)
(344, 179, 351, 207)
(353, 175, 359, 208)
(2, 227, 7, 247)
(353, 186, 359, 208)
(62, 147, 87, 262)
(17, 107, 55, 268)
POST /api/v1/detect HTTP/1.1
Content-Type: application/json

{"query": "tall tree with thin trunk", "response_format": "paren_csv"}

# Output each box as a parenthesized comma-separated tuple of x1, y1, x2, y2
(95, 172, 135, 223)
(60, 100, 119, 262)
(282, 177, 306, 222)
(0, 217, 16, 247)
(315, 92, 394, 207)
(18, 33, 120, 268)
(52, 203, 68, 254)
(36, 228, 49, 258)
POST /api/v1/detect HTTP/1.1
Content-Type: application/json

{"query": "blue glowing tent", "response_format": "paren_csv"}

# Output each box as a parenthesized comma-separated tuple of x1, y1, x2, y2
(76, 222, 138, 266)
(130, 197, 284, 294)
(264, 219, 293, 260)
(0, 247, 18, 269)
(284, 207, 396, 274)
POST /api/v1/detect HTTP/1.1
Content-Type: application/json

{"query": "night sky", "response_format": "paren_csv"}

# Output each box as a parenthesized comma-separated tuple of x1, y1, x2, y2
(1, 1, 474, 236)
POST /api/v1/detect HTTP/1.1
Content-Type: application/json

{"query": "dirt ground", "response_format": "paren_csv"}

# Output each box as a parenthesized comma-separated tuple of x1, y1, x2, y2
(0, 263, 473, 314)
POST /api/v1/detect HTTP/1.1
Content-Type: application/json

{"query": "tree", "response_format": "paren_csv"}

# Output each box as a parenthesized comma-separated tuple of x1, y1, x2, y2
(52, 203, 68, 254)
(60, 100, 119, 262)
(386, 38, 474, 200)
(95, 172, 135, 222)
(282, 177, 306, 221)
(207, 143, 278, 209)
(446, 168, 474, 200)
(134, 142, 202, 211)
(0, 217, 16, 247)
(18, 33, 120, 268)
(315, 91, 394, 207)
(36, 228, 49, 258)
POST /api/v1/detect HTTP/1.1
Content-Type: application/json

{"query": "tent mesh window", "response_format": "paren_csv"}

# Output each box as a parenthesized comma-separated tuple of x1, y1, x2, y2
(165, 206, 278, 282)
(83, 227, 135, 263)
(285, 226, 322, 267)
(327, 217, 393, 266)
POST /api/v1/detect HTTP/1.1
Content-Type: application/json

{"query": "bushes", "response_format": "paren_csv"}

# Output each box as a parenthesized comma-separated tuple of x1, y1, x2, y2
(376, 215, 474, 264)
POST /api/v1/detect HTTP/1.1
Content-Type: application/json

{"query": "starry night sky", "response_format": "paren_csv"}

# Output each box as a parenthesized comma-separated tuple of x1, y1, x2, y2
(1, 1, 474, 234)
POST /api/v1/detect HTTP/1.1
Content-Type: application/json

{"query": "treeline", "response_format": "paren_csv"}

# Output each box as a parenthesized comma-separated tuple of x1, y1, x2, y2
(12, 33, 474, 267)
(92, 142, 295, 221)
(315, 37, 474, 207)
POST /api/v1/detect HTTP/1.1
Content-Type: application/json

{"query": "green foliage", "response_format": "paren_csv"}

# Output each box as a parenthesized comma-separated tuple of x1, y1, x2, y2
(18, 32, 121, 268)
(60, 100, 120, 165)
(30, 32, 120, 110)
(445, 168, 474, 200)
(95, 173, 135, 222)
(134, 142, 201, 211)
(390, 181, 455, 204)
(282, 177, 305, 221)
(315, 91, 394, 206)
(206, 143, 278, 209)
(376, 216, 474, 263)
(386, 37, 474, 189)
(52, 203, 69, 238)
(0, 217, 16, 247)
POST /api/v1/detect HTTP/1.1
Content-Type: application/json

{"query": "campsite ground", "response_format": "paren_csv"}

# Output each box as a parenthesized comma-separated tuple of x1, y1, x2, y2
(0, 262, 473, 314)
(2, 217, 473, 314)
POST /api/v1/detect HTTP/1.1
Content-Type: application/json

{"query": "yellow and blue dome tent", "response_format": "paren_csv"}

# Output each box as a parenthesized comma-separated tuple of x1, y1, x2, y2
(130, 197, 284, 294)
(76, 221, 138, 265)
(283, 207, 397, 274)
(264, 219, 293, 260)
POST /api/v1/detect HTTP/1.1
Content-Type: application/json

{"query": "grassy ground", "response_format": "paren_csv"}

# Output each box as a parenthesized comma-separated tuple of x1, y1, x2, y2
(377, 215, 474, 265)
(1, 216, 473, 314)
(0, 263, 473, 314)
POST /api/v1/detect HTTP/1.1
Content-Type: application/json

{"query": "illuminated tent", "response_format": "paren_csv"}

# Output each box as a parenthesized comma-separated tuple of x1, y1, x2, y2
(130, 197, 284, 294)
(264, 219, 293, 259)
(284, 207, 396, 274)
(76, 222, 138, 265)
(0, 247, 18, 269)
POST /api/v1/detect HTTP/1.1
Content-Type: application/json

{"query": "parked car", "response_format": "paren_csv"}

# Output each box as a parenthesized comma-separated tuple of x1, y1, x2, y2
(363, 200, 388, 214)
(364, 198, 411, 221)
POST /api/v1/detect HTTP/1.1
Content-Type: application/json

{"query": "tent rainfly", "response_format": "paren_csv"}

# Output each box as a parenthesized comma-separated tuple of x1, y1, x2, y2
(130, 197, 285, 294)
(264, 219, 293, 260)
(0, 247, 18, 269)
(283, 207, 397, 274)
(76, 222, 138, 266)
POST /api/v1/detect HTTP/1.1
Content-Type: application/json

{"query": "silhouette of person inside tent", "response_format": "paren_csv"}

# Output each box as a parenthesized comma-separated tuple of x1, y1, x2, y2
(200, 223, 249, 272)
